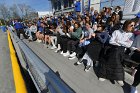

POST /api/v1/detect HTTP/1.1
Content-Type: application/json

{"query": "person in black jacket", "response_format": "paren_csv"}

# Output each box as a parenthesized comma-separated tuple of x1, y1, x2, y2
(113, 6, 123, 21)
(106, 13, 122, 36)
(76, 23, 109, 72)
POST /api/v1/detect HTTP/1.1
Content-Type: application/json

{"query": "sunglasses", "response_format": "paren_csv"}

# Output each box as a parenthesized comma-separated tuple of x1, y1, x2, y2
(130, 25, 135, 27)
(97, 25, 102, 27)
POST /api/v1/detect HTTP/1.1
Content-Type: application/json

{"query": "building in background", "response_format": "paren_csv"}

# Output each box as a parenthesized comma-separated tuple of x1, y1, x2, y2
(50, 0, 140, 16)
(38, 11, 53, 17)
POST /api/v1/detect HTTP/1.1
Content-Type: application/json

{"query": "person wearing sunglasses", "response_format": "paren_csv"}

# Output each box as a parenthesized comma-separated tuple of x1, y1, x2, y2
(98, 20, 135, 86)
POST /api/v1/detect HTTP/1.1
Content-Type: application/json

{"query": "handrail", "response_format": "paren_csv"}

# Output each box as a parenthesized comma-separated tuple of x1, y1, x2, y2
(9, 30, 75, 93)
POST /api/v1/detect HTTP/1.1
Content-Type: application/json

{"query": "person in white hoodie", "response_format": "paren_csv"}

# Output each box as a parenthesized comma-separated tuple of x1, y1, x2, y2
(29, 23, 37, 41)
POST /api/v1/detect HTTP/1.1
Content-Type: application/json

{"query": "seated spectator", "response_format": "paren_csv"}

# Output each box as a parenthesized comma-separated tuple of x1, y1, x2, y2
(49, 23, 58, 49)
(44, 23, 54, 48)
(71, 22, 94, 60)
(54, 22, 67, 52)
(28, 22, 37, 41)
(76, 23, 109, 72)
(79, 22, 94, 47)
(14, 19, 27, 39)
(106, 13, 122, 36)
(95, 14, 103, 24)
(101, 7, 111, 23)
(98, 20, 135, 86)
(36, 22, 47, 43)
(62, 22, 82, 57)
(133, 14, 140, 35)
(113, 6, 123, 21)
(91, 10, 98, 26)
(58, 24, 70, 54)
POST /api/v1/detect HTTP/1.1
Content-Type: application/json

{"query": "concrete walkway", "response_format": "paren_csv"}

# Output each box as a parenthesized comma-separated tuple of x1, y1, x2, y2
(23, 39, 140, 93)
(0, 31, 15, 93)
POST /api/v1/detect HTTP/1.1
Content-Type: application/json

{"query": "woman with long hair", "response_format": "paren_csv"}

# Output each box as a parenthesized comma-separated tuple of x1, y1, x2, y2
(98, 20, 135, 86)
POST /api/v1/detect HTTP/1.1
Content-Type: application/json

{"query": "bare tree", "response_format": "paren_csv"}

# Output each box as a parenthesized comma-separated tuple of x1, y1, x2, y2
(18, 4, 37, 19)
(0, 3, 10, 21)
(10, 4, 20, 19)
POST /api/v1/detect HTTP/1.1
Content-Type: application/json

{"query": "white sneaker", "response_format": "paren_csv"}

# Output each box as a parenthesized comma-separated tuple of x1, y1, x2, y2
(76, 61, 83, 65)
(63, 51, 70, 57)
(69, 52, 76, 57)
(55, 49, 60, 53)
(99, 78, 106, 81)
(84, 65, 91, 72)
(68, 56, 76, 60)
(37, 39, 42, 43)
(28, 36, 32, 40)
(60, 51, 64, 55)
(50, 46, 57, 50)
(116, 81, 124, 86)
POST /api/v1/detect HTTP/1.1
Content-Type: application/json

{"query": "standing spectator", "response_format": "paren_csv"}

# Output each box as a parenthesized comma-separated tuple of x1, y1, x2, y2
(98, 20, 135, 86)
(75, 0, 81, 16)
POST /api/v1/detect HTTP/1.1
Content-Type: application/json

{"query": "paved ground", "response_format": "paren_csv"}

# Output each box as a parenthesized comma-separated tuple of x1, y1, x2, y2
(0, 31, 15, 93)
(23, 39, 140, 93)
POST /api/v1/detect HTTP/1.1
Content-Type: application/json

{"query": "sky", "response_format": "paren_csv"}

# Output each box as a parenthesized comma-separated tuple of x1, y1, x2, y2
(0, 0, 52, 12)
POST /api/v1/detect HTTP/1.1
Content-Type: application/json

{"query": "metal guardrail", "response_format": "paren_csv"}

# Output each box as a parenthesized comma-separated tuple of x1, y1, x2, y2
(9, 30, 75, 93)
(55, 7, 74, 15)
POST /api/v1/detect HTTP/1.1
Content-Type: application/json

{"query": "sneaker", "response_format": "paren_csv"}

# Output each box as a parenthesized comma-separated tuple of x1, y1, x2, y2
(131, 86, 138, 93)
(55, 49, 61, 53)
(28, 36, 32, 40)
(68, 56, 76, 60)
(99, 78, 106, 81)
(76, 60, 83, 65)
(50, 46, 57, 50)
(37, 39, 42, 43)
(84, 65, 91, 72)
(48, 45, 52, 49)
(69, 52, 76, 57)
(63, 51, 70, 57)
(116, 81, 124, 86)
(60, 51, 64, 55)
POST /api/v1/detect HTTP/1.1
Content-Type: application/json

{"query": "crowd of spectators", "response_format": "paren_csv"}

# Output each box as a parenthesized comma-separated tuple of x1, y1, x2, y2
(9, 5, 140, 93)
